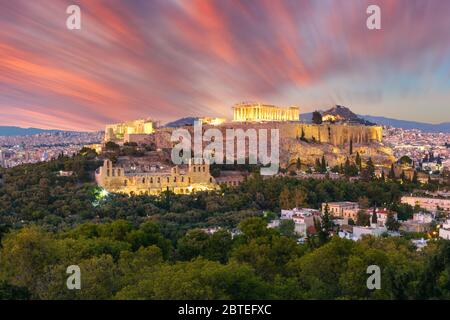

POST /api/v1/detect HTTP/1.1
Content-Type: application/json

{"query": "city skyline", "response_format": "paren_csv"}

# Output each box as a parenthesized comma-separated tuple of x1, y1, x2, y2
(1, 0, 450, 131)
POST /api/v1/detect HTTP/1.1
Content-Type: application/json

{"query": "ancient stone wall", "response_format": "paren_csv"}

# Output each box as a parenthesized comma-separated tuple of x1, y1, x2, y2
(279, 123, 382, 145)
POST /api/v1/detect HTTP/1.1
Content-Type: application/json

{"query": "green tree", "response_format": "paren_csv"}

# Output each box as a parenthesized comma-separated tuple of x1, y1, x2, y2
(125, 221, 172, 258)
(0, 226, 58, 297)
(105, 141, 120, 151)
(355, 152, 362, 171)
(399, 155, 413, 166)
(362, 158, 375, 181)
(371, 207, 378, 224)
(321, 155, 327, 173)
(388, 164, 396, 180)
(238, 217, 270, 240)
(296, 158, 302, 171)
(385, 212, 400, 231)
(356, 210, 370, 226)
(0, 281, 30, 300)
(312, 111, 323, 124)
(279, 187, 291, 209)
(177, 229, 210, 261)
(358, 196, 370, 209)
(279, 219, 296, 238)
(316, 204, 332, 244)
(400, 170, 407, 183)
(115, 259, 269, 300)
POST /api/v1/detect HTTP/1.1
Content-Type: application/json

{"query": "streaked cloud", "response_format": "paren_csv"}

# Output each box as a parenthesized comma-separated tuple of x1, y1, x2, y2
(0, 0, 449, 130)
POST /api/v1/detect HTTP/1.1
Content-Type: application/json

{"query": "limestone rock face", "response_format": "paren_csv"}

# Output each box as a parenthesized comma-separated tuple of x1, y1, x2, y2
(282, 139, 395, 168)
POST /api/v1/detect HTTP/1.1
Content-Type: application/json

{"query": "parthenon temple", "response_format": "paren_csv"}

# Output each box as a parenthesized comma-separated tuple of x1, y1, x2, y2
(232, 102, 299, 122)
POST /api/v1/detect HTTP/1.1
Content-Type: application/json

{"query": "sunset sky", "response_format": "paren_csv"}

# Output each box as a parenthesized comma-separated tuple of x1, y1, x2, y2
(0, 0, 449, 131)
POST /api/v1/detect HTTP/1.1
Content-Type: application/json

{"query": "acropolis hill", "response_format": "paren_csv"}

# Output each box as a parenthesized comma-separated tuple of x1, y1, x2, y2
(101, 103, 395, 170)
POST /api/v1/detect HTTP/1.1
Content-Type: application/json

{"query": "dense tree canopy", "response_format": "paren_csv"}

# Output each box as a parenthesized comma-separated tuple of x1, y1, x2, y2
(1, 154, 449, 300)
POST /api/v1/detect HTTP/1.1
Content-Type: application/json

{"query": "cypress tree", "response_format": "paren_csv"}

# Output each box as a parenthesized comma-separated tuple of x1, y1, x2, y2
(412, 171, 418, 184)
(318, 204, 331, 244)
(321, 155, 327, 173)
(344, 157, 351, 177)
(400, 170, 406, 183)
(315, 158, 322, 172)
(389, 163, 396, 180)
(372, 207, 378, 224)
(355, 152, 362, 171)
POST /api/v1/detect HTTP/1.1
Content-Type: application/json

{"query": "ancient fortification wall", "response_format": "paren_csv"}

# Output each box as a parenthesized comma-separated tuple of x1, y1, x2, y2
(280, 123, 382, 145)
(199, 122, 382, 146)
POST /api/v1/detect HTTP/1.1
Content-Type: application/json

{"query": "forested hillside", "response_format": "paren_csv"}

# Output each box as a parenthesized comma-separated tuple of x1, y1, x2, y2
(1, 153, 450, 299)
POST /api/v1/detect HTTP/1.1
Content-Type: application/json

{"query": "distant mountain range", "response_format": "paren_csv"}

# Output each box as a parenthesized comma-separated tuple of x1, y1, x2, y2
(358, 115, 450, 133)
(300, 109, 450, 133)
(0, 126, 62, 136)
(164, 117, 199, 128)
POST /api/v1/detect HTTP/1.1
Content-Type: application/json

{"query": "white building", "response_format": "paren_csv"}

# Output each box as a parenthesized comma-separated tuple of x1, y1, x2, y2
(58, 170, 74, 177)
(421, 161, 443, 173)
(338, 230, 358, 241)
(368, 208, 397, 227)
(293, 222, 307, 237)
(200, 227, 222, 235)
(280, 208, 321, 237)
(400, 212, 434, 233)
(352, 225, 388, 240)
(267, 219, 281, 229)
(439, 219, 450, 240)
(281, 208, 320, 219)
(411, 238, 428, 251)
(413, 212, 434, 224)
(401, 196, 450, 213)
